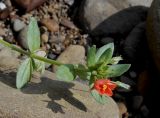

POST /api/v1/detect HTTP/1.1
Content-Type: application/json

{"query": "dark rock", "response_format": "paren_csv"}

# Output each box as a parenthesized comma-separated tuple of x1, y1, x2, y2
(140, 105, 150, 117)
(129, 71, 137, 79)
(123, 22, 149, 69)
(120, 76, 136, 86)
(100, 37, 114, 45)
(79, 0, 149, 38)
(91, 6, 148, 38)
(147, 0, 160, 72)
(132, 96, 143, 110)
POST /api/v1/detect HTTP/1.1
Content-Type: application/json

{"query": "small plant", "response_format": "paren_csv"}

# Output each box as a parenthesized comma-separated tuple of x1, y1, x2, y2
(0, 18, 131, 104)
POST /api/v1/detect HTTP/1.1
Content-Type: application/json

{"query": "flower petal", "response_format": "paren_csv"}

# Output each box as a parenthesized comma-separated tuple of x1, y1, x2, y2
(107, 82, 117, 90)
(105, 88, 113, 96)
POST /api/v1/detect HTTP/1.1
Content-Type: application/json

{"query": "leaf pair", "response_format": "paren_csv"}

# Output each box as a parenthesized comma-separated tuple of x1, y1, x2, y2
(16, 18, 44, 89)
(87, 43, 114, 68)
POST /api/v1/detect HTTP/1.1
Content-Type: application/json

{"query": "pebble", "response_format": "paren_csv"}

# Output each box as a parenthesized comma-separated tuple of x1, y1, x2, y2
(17, 26, 28, 49)
(129, 71, 137, 78)
(132, 96, 143, 110)
(41, 33, 49, 43)
(0, 7, 10, 19)
(13, 19, 26, 32)
(0, 27, 6, 36)
(60, 18, 77, 30)
(117, 102, 128, 117)
(41, 18, 59, 32)
(4, 0, 12, 7)
(64, 0, 75, 6)
(48, 53, 57, 60)
(0, 2, 6, 10)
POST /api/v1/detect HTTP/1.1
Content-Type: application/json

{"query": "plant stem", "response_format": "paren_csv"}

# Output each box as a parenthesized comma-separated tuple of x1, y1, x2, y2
(0, 39, 63, 66)
(31, 54, 62, 66)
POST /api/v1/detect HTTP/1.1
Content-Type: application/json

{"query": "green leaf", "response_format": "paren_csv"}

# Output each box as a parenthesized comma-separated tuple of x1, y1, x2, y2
(97, 48, 112, 65)
(91, 89, 108, 104)
(110, 56, 123, 64)
(32, 50, 46, 74)
(116, 81, 130, 89)
(95, 43, 114, 62)
(27, 17, 40, 52)
(16, 58, 33, 89)
(33, 59, 45, 74)
(87, 45, 96, 67)
(75, 64, 91, 80)
(56, 64, 75, 82)
(89, 76, 95, 88)
(106, 64, 131, 78)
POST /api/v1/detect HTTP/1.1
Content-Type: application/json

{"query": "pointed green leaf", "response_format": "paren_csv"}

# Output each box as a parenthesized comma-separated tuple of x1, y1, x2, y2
(106, 64, 131, 78)
(56, 64, 75, 82)
(91, 89, 108, 104)
(95, 43, 114, 62)
(87, 45, 96, 67)
(16, 58, 33, 89)
(75, 64, 91, 80)
(97, 48, 112, 65)
(27, 17, 40, 52)
(89, 76, 95, 88)
(110, 56, 123, 64)
(116, 81, 130, 89)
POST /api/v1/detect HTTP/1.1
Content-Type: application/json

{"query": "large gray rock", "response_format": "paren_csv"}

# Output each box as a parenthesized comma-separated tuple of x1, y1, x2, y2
(0, 69, 119, 118)
(128, 0, 153, 7)
(147, 0, 160, 72)
(79, 0, 151, 37)
(0, 47, 119, 117)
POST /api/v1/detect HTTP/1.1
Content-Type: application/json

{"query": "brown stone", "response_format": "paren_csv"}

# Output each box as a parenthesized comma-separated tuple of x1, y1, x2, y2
(41, 18, 59, 32)
(117, 102, 128, 118)
(14, 0, 46, 12)
(0, 8, 10, 19)
(60, 18, 78, 30)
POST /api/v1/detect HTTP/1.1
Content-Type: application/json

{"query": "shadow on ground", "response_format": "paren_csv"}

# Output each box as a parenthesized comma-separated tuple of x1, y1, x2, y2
(0, 71, 87, 113)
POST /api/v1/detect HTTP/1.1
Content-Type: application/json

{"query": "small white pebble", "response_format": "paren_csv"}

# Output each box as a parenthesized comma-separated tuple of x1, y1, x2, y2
(0, 2, 6, 10)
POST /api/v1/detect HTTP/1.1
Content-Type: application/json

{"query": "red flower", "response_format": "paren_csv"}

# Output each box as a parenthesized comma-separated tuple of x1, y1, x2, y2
(94, 79, 117, 96)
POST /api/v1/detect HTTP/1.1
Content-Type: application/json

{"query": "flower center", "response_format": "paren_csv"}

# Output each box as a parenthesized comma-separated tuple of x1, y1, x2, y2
(102, 85, 107, 91)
